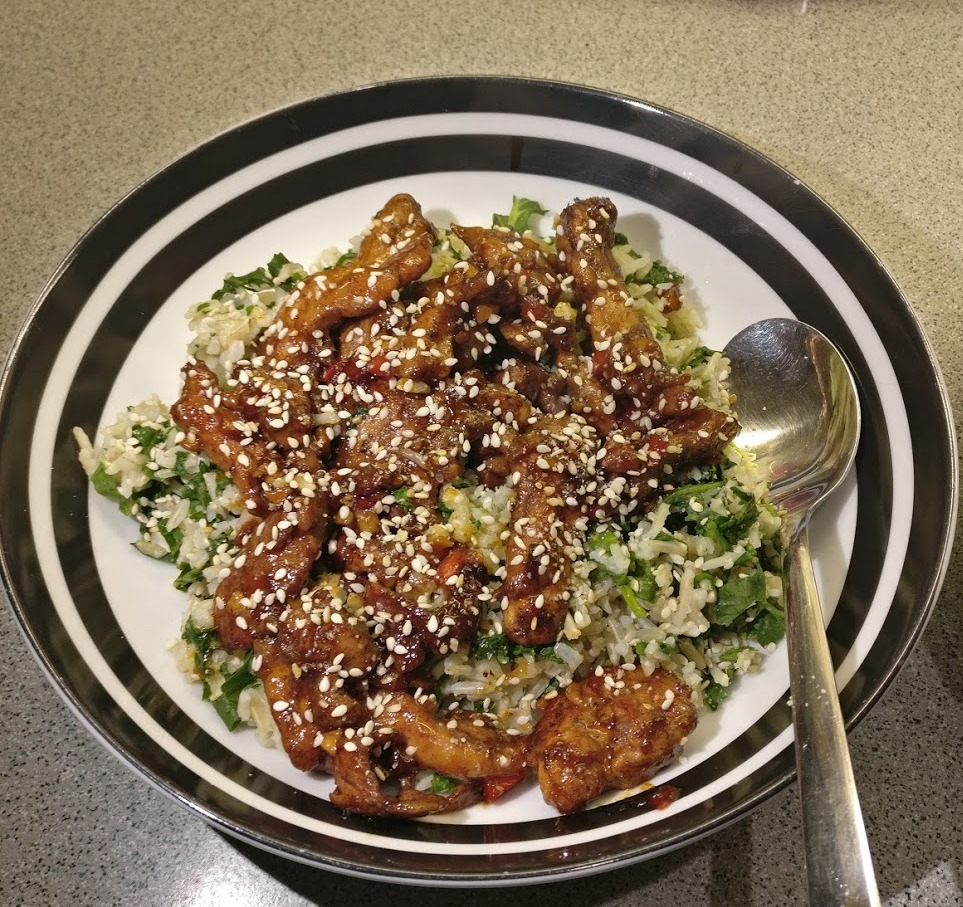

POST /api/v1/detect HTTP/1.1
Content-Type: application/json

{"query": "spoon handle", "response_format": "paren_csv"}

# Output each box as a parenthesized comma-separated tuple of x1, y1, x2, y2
(787, 521, 881, 906)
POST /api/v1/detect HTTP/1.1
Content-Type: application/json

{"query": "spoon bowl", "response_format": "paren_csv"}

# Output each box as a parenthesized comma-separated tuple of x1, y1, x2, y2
(725, 318, 879, 906)
(727, 319, 861, 518)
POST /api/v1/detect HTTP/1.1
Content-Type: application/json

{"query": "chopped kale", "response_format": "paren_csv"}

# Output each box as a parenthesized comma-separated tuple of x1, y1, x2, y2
(719, 646, 752, 664)
(178, 470, 213, 517)
(587, 527, 620, 555)
(90, 463, 124, 503)
(663, 479, 725, 506)
(712, 568, 768, 627)
(267, 252, 291, 279)
(747, 607, 787, 646)
(587, 527, 653, 617)
(703, 679, 729, 711)
(471, 633, 562, 665)
(155, 521, 184, 564)
(210, 650, 259, 731)
(173, 563, 206, 592)
(212, 267, 273, 301)
(643, 260, 683, 287)
(492, 196, 547, 233)
(685, 345, 718, 369)
(130, 423, 168, 455)
(471, 634, 512, 663)
(632, 559, 659, 602)
(181, 622, 258, 731)
(616, 578, 647, 618)
(613, 231, 641, 255)
(676, 485, 759, 548)
(182, 618, 218, 680)
(266, 252, 307, 291)
(430, 774, 459, 795)
(393, 486, 414, 512)
(348, 406, 369, 429)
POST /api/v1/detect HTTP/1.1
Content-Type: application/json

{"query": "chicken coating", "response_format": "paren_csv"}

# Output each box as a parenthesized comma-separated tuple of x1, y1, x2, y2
(530, 667, 697, 813)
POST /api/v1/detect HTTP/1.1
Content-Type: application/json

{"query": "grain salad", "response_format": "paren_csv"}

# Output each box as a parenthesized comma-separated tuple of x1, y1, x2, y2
(75, 194, 786, 817)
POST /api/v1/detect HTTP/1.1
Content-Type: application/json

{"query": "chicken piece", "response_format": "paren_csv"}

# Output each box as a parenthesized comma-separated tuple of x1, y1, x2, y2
(497, 297, 574, 365)
(171, 360, 285, 515)
(494, 359, 566, 414)
(228, 345, 334, 452)
(555, 197, 693, 415)
(530, 667, 696, 813)
(499, 413, 597, 646)
(255, 636, 369, 771)
(376, 282, 463, 383)
(341, 257, 519, 383)
(557, 197, 737, 465)
(274, 582, 380, 676)
(451, 224, 561, 306)
(333, 383, 465, 498)
(172, 359, 330, 523)
(329, 738, 481, 817)
(212, 511, 324, 650)
(231, 194, 434, 448)
(553, 350, 619, 434)
(372, 691, 530, 780)
(556, 197, 659, 360)
(450, 281, 520, 372)
(259, 193, 436, 357)
(361, 547, 487, 683)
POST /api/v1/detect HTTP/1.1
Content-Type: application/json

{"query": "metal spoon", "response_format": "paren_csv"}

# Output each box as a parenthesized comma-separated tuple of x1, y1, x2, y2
(724, 318, 880, 906)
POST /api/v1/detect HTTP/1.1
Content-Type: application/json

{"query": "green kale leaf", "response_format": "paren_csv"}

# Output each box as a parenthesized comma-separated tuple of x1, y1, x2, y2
(747, 606, 787, 646)
(471, 633, 562, 665)
(703, 679, 729, 711)
(90, 463, 124, 503)
(712, 568, 767, 627)
(430, 774, 459, 795)
(643, 260, 683, 287)
(212, 267, 274, 302)
(492, 196, 547, 233)
(211, 650, 259, 731)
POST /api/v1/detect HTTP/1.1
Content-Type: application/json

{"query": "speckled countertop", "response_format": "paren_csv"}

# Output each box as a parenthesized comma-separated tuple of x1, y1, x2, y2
(2, 1, 962, 904)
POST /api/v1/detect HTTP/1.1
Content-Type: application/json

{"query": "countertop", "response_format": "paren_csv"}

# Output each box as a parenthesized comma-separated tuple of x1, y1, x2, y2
(2, 1, 962, 904)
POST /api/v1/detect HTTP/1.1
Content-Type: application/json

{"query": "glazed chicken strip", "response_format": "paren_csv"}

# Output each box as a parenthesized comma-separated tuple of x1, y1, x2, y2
(329, 741, 481, 817)
(556, 197, 670, 396)
(261, 193, 436, 355)
(499, 413, 596, 646)
(450, 223, 561, 307)
(371, 691, 529, 779)
(237, 578, 379, 772)
(210, 510, 325, 650)
(360, 548, 488, 683)
(228, 194, 436, 452)
(171, 360, 286, 516)
(530, 666, 697, 813)
(557, 197, 737, 488)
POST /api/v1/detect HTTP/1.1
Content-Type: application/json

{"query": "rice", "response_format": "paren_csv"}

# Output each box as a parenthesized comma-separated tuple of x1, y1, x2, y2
(76, 199, 786, 757)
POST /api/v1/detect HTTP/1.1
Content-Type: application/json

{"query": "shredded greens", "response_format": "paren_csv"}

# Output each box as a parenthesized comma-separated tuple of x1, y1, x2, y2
(492, 196, 547, 233)
(182, 619, 259, 730)
(471, 633, 563, 665)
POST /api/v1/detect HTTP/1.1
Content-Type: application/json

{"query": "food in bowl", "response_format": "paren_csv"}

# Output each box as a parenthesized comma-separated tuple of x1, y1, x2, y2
(76, 193, 785, 816)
